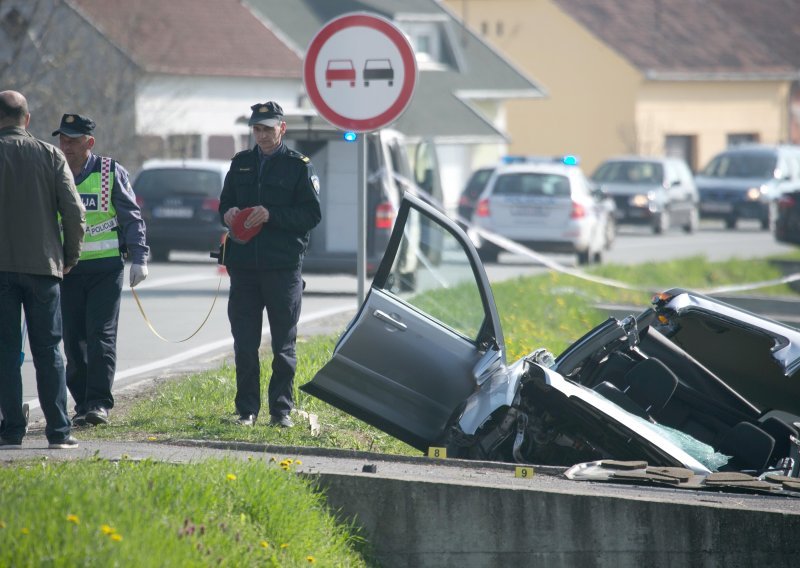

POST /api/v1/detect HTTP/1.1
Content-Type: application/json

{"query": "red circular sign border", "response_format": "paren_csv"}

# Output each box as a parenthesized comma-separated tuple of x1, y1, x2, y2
(303, 13, 417, 132)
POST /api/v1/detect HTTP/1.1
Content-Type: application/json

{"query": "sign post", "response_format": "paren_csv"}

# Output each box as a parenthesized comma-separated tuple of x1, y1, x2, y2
(303, 12, 417, 304)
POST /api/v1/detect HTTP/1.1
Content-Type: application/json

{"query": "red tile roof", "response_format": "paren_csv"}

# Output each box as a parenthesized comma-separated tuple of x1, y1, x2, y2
(554, 0, 797, 76)
(69, 0, 302, 78)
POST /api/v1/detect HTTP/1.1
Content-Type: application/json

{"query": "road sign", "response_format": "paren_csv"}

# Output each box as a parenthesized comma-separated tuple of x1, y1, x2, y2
(304, 12, 418, 132)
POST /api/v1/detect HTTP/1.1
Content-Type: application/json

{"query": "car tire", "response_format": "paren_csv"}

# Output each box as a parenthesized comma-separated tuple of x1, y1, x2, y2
(725, 215, 738, 230)
(577, 250, 591, 265)
(478, 244, 499, 263)
(149, 247, 170, 262)
(653, 211, 669, 234)
(683, 207, 699, 234)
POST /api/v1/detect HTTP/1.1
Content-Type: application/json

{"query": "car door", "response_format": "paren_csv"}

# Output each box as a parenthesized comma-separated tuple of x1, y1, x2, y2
(302, 194, 506, 451)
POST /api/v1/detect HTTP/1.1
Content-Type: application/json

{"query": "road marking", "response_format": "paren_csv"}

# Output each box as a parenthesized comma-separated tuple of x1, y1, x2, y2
(24, 305, 353, 413)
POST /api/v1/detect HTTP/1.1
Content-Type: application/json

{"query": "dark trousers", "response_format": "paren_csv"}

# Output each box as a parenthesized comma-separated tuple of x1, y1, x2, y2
(60, 267, 123, 414)
(227, 266, 303, 418)
(0, 271, 71, 443)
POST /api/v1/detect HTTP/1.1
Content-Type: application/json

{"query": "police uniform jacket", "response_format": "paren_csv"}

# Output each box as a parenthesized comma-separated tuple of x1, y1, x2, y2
(219, 143, 321, 270)
(68, 153, 149, 275)
(0, 126, 85, 278)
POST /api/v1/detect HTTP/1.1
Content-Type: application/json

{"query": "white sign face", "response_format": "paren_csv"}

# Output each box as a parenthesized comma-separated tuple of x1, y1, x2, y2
(304, 13, 417, 132)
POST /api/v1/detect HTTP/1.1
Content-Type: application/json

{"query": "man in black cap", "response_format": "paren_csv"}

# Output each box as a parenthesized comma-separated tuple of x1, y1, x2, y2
(53, 113, 149, 426)
(219, 101, 321, 427)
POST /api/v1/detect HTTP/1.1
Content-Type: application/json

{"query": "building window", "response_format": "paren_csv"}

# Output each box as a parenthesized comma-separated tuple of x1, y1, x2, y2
(167, 134, 201, 159)
(727, 133, 759, 146)
(664, 135, 697, 171)
(208, 135, 235, 161)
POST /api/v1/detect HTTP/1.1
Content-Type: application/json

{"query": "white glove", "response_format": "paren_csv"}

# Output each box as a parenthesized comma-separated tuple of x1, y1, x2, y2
(130, 263, 148, 288)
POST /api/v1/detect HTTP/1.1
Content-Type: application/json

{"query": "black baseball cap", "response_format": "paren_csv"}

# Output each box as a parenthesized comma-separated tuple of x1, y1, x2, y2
(52, 113, 96, 137)
(247, 101, 284, 127)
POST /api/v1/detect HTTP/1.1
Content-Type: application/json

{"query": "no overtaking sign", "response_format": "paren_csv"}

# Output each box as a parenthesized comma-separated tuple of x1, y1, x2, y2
(303, 12, 418, 132)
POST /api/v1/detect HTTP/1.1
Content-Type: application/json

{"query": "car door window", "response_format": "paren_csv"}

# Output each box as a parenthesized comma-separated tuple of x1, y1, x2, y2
(383, 207, 485, 341)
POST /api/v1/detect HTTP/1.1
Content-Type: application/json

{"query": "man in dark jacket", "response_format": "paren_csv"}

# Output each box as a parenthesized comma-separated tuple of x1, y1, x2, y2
(219, 101, 321, 427)
(0, 90, 85, 449)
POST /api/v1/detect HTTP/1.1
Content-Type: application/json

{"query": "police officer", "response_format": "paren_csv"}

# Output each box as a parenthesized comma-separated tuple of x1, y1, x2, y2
(219, 101, 321, 427)
(53, 113, 149, 426)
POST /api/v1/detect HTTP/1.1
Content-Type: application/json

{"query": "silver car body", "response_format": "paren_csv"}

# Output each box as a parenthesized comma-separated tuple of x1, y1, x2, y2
(303, 193, 800, 476)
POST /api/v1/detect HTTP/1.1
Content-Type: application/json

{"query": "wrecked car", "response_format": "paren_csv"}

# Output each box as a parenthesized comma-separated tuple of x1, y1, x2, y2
(302, 194, 800, 478)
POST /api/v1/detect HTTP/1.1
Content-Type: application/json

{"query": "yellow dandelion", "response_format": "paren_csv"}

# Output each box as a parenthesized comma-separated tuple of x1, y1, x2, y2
(66, 514, 80, 525)
(259, 540, 270, 549)
(226, 473, 237, 481)
(0, 520, 6, 529)
(295, 460, 302, 466)
(306, 556, 316, 564)
(21, 527, 29, 535)
(147, 436, 157, 441)
(100, 524, 115, 535)
(269, 457, 277, 463)
(110, 533, 123, 542)
(280, 543, 289, 549)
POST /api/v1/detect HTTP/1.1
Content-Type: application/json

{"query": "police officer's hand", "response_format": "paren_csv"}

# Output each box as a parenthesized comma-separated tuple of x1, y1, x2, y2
(130, 263, 148, 288)
(223, 207, 241, 227)
(244, 206, 270, 228)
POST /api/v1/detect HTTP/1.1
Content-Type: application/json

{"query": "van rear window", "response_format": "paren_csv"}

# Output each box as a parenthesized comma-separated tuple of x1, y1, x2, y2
(134, 169, 223, 197)
(493, 173, 570, 197)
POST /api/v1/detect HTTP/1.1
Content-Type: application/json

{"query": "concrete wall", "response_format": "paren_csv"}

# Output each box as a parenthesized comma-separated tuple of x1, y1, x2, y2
(316, 473, 800, 568)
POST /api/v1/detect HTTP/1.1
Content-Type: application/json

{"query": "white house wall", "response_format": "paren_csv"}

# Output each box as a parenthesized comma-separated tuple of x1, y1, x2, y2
(136, 75, 302, 157)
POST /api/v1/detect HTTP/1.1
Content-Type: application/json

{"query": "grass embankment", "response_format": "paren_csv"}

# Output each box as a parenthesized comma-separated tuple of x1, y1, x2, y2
(0, 458, 369, 567)
(2, 252, 798, 565)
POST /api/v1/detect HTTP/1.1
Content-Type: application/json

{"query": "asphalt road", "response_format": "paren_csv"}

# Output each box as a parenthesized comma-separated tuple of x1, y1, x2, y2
(16, 218, 798, 422)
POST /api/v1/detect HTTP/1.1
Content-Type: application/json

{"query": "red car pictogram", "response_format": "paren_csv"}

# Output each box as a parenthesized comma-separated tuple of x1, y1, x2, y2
(325, 59, 356, 87)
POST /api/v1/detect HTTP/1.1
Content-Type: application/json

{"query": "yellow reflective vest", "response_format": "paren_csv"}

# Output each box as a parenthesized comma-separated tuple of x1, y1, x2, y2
(76, 157, 120, 261)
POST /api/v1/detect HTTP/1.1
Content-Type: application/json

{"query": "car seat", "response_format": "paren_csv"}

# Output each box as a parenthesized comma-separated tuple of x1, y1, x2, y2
(717, 421, 776, 472)
(593, 357, 678, 422)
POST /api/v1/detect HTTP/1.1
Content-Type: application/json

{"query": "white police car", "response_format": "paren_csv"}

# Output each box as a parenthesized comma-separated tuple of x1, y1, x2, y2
(469, 156, 614, 264)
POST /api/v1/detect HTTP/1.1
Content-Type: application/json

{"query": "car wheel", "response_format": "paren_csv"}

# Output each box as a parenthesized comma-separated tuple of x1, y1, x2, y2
(653, 211, 669, 234)
(725, 215, 737, 229)
(577, 250, 591, 265)
(149, 247, 170, 262)
(478, 244, 499, 263)
(593, 250, 603, 264)
(683, 208, 699, 234)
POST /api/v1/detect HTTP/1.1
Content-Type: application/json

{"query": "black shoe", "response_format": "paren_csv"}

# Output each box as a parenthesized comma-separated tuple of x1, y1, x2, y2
(72, 413, 87, 427)
(0, 438, 23, 449)
(269, 414, 293, 428)
(85, 407, 108, 425)
(237, 414, 256, 426)
(48, 435, 79, 449)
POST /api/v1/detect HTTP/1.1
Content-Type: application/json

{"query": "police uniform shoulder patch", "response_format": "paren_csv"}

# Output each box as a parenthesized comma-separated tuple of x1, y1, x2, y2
(286, 148, 310, 163)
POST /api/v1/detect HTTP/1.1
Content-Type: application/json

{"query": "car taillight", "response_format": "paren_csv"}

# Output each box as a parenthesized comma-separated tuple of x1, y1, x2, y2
(475, 198, 490, 217)
(375, 202, 395, 229)
(778, 195, 796, 210)
(202, 198, 220, 211)
(571, 201, 586, 219)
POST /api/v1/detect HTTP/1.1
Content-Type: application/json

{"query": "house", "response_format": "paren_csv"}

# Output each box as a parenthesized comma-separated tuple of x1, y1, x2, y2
(444, 0, 800, 173)
(246, 0, 545, 210)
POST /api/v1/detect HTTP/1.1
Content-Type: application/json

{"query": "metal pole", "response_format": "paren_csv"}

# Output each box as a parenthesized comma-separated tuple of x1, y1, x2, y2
(357, 132, 367, 305)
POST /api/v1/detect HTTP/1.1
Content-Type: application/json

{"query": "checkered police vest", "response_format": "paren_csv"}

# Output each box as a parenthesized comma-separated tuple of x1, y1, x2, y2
(76, 157, 120, 261)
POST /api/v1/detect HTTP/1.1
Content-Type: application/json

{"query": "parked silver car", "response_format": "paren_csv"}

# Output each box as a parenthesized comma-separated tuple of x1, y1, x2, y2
(468, 158, 614, 265)
(303, 193, 800, 478)
(592, 156, 699, 234)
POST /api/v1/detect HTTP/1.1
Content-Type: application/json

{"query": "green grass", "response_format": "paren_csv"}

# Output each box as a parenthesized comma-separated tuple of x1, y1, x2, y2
(5, 250, 800, 565)
(0, 458, 368, 567)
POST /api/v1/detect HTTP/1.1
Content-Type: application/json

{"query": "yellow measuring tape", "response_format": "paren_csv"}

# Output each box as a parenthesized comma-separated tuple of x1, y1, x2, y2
(131, 235, 227, 343)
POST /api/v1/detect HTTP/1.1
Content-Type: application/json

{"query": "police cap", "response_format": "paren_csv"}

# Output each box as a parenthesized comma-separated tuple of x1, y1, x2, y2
(52, 113, 96, 138)
(248, 101, 284, 127)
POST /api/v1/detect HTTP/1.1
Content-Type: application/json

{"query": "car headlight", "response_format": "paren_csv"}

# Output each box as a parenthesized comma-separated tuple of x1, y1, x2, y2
(630, 194, 650, 208)
(746, 186, 767, 201)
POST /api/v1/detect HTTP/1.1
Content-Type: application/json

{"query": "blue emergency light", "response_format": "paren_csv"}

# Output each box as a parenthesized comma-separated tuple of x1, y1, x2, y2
(343, 131, 357, 142)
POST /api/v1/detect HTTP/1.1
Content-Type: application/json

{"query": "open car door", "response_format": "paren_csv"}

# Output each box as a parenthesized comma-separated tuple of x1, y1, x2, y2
(302, 194, 506, 451)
